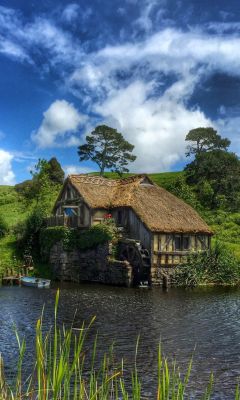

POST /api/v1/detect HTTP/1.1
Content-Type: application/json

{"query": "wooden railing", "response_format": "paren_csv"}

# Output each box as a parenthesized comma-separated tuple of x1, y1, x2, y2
(46, 215, 87, 229)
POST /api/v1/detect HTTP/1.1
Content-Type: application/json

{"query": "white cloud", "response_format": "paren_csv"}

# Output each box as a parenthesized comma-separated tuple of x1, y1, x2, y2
(0, 36, 30, 61)
(216, 116, 240, 155)
(68, 27, 240, 171)
(69, 28, 240, 98)
(32, 100, 85, 148)
(95, 80, 212, 172)
(62, 4, 80, 22)
(64, 165, 95, 176)
(0, 7, 83, 67)
(1, 4, 240, 171)
(0, 149, 15, 185)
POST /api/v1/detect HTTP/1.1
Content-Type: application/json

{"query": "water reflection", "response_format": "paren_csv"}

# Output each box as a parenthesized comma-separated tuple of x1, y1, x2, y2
(0, 284, 240, 398)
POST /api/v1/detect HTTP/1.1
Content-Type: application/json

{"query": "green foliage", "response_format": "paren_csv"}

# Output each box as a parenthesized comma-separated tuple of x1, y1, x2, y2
(163, 176, 199, 208)
(40, 224, 113, 259)
(16, 206, 47, 258)
(0, 177, 59, 273)
(65, 225, 112, 251)
(39, 226, 70, 257)
(78, 125, 136, 176)
(185, 148, 240, 211)
(184, 127, 240, 211)
(0, 215, 8, 237)
(185, 127, 230, 157)
(174, 242, 240, 286)
(0, 185, 18, 206)
(48, 157, 65, 184)
(15, 158, 62, 208)
(15, 179, 34, 199)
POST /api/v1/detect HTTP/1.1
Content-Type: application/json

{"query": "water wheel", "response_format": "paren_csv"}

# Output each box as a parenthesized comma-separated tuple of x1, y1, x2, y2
(119, 241, 151, 286)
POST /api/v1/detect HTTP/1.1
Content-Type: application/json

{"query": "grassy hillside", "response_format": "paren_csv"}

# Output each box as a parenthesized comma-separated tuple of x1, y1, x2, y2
(91, 170, 183, 185)
(0, 171, 239, 275)
(0, 186, 31, 272)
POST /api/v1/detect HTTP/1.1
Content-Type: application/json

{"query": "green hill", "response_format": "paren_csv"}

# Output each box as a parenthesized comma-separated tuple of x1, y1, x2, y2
(0, 185, 36, 272)
(0, 171, 239, 275)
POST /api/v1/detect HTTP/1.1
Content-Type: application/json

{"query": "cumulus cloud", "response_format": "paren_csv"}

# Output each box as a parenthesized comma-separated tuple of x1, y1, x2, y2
(67, 27, 240, 171)
(0, 149, 15, 184)
(95, 80, 212, 171)
(32, 100, 85, 148)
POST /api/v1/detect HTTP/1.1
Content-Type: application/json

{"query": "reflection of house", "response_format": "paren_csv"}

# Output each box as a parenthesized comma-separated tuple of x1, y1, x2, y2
(51, 174, 212, 272)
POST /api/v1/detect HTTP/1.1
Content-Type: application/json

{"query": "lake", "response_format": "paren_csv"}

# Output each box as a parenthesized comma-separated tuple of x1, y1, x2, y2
(0, 283, 240, 399)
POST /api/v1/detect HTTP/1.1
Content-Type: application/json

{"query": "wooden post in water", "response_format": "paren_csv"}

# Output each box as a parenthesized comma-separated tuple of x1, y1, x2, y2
(162, 273, 168, 290)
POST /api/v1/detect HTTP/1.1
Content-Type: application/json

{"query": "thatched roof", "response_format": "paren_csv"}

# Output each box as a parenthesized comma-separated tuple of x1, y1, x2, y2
(58, 174, 212, 234)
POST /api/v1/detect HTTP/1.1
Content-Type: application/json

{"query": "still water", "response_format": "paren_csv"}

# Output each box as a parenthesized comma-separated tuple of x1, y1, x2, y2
(0, 283, 240, 399)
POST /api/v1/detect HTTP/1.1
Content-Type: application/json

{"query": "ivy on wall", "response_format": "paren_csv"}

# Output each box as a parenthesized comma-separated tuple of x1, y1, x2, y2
(40, 225, 113, 258)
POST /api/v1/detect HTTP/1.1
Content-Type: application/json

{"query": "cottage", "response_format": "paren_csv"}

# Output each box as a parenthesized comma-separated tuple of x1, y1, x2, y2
(51, 174, 212, 284)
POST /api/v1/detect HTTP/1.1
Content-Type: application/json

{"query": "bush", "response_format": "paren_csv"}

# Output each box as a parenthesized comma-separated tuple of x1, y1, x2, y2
(40, 224, 113, 260)
(0, 215, 8, 237)
(39, 226, 70, 258)
(66, 225, 112, 251)
(174, 242, 240, 286)
(16, 206, 47, 256)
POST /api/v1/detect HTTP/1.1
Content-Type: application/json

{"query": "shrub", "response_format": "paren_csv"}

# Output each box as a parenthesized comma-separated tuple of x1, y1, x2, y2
(16, 206, 47, 256)
(39, 226, 70, 258)
(0, 215, 8, 237)
(40, 224, 113, 260)
(66, 225, 112, 251)
(232, 214, 240, 226)
(174, 241, 240, 286)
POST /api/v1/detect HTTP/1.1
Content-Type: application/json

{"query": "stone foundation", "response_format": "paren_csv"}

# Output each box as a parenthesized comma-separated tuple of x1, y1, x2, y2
(49, 242, 132, 287)
(151, 265, 177, 286)
(49, 242, 179, 287)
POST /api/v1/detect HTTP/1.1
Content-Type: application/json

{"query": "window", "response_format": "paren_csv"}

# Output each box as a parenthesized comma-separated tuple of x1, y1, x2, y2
(64, 207, 77, 216)
(199, 235, 207, 250)
(174, 235, 190, 251)
(183, 236, 190, 250)
(174, 236, 181, 251)
(118, 210, 123, 225)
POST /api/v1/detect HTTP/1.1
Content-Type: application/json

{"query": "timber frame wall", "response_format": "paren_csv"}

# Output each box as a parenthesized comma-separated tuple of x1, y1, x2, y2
(152, 232, 211, 267)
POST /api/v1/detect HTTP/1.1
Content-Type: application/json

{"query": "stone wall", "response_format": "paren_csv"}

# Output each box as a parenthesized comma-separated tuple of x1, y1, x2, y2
(49, 242, 133, 287)
(151, 265, 176, 286)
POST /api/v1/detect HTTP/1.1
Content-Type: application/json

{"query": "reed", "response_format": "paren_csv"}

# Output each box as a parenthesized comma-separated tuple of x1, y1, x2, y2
(0, 291, 238, 399)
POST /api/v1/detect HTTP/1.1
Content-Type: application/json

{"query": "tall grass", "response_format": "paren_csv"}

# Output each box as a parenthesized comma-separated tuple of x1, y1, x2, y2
(0, 292, 239, 399)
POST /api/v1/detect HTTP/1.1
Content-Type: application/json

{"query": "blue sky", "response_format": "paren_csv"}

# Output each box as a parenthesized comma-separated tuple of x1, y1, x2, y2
(0, 0, 240, 184)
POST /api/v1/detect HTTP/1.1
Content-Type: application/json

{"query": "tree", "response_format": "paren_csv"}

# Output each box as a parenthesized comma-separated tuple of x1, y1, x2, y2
(185, 150, 240, 210)
(185, 127, 230, 157)
(78, 125, 136, 176)
(48, 157, 65, 185)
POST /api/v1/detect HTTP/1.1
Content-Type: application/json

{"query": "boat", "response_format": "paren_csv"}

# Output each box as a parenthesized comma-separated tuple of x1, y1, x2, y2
(20, 276, 51, 288)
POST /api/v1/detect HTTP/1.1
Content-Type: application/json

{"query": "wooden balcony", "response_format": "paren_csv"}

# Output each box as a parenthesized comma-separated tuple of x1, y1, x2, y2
(46, 215, 87, 229)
